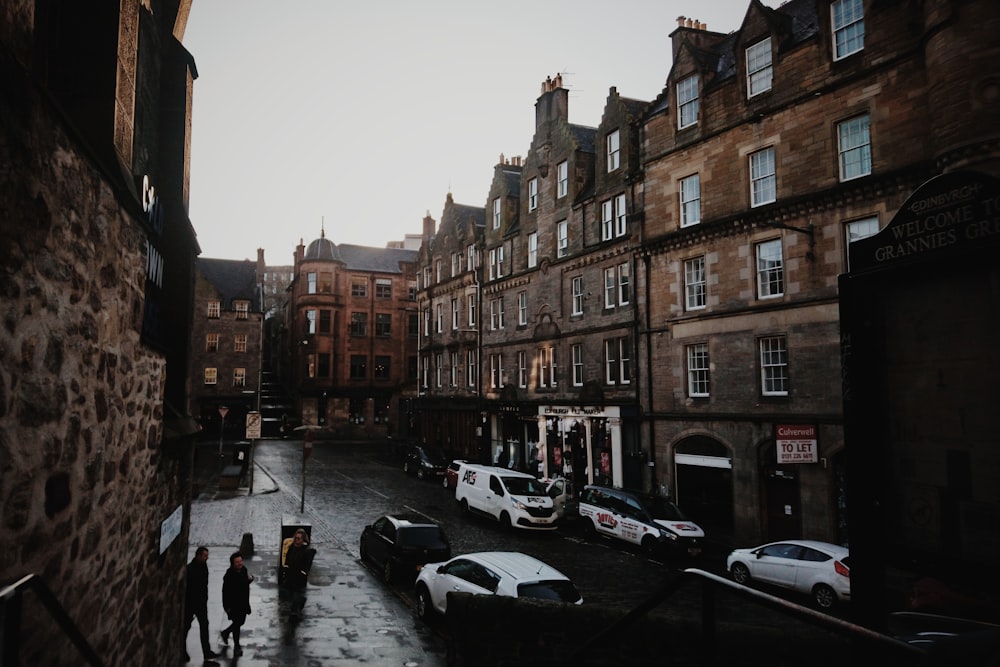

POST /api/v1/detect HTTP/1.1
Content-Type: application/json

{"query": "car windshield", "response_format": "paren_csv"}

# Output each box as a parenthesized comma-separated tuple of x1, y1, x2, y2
(503, 477, 547, 495)
(644, 496, 689, 521)
(398, 526, 447, 548)
(518, 580, 582, 604)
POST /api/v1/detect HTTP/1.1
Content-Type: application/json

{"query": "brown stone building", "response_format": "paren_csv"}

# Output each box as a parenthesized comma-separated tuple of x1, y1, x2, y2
(187, 257, 263, 441)
(1, 1, 201, 664)
(288, 231, 419, 437)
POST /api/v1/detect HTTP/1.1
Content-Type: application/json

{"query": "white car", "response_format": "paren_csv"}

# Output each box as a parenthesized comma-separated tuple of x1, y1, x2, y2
(414, 551, 582, 619)
(726, 539, 851, 609)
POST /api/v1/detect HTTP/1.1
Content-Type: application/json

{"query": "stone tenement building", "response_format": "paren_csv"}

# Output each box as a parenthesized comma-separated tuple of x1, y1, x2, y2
(288, 230, 419, 436)
(1, 1, 200, 665)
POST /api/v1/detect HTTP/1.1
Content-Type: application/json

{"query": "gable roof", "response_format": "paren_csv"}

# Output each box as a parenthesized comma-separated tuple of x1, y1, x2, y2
(197, 258, 261, 310)
(336, 244, 417, 274)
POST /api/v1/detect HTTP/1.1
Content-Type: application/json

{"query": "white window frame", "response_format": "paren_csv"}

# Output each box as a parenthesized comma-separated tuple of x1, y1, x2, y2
(204, 367, 217, 385)
(489, 246, 505, 280)
(435, 353, 443, 388)
(207, 301, 220, 318)
(467, 349, 477, 388)
(838, 114, 872, 181)
(451, 298, 459, 330)
(467, 294, 477, 327)
(421, 355, 429, 388)
(619, 337, 631, 385)
(571, 276, 584, 316)
(604, 339, 618, 385)
(307, 272, 317, 294)
(618, 262, 630, 306)
(490, 353, 504, 389)
(687, 343, 710, 397)
(604, 268, 616, 309)
(518, 351, 527, 388)
(677, 74, 699, 129)
(746, 38, 773, 97)
(235, 301, 249, 320)
(832, 0, 865, 61)
(206, 333, 219, 352)
(601, 199, 614, 241)
(518, 291, 528, 326)
(492, 197, 501, 229)
(435, 260, 442, 283)
(684, 256, 707, 311)
(760, 335, 789, 396)
(572, 344, 584, 387)
(750, 147, 776, 207)
(467, 244, 477, 269)
(846, 215, 880, 270)
(528, 178, 538, 211)
(527, 232, 538, 268)
(234, 334, 246, 353)
(680, 174, 701, 227)
(557, 161, 568, 198)
(435, 304, 443, 333)
(450, 351, 459, 387)
(615, 194, 627, 237)
(756, 239, 784, 299)
(607, 130, 620, 172)
(557, 220, 568, 258)
(537, 346, 557, 388)
(306, 309, 317, 334)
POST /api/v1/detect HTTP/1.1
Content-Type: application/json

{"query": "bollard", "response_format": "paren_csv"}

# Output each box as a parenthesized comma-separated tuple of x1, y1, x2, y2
(240, 532, 255, 558)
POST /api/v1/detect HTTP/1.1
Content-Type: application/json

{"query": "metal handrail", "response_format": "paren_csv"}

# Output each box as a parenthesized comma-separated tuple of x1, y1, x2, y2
(567, 567, 924, 665)
(1, 574, 103, 667)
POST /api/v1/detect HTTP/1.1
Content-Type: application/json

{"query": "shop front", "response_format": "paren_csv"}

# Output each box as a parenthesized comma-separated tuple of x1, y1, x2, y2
(535, 405, 624, 497)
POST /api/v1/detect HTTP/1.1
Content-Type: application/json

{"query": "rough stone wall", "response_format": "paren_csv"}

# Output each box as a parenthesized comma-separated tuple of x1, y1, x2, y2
(1, 61, 189, 666)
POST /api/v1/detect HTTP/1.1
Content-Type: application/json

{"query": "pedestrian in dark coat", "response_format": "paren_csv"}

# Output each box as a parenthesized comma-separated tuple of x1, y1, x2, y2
(220, 551, 254, 656)
(183, 546, 218, 662)
(282, 529, 316, 620)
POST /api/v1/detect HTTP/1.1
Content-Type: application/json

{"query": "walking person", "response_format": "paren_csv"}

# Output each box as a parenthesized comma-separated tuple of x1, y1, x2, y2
(183, 547, 219, 663)
(281, 529, 316, 620)
(220, 551, 254, 656)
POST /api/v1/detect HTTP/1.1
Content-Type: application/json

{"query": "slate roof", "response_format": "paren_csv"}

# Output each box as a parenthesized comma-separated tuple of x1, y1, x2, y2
(196, 258, 262, 311)
(453, 203, 486, 229)
(570, 124, 597, 154)
(329, 243, 417, 274)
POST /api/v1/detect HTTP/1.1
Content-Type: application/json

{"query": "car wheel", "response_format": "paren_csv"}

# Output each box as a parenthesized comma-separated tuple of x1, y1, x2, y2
(731, 562, 751, 585)
(359, 540, 368, 563)
(460, 498, 470, 514)
(640, 535, 659, 557)
(499, 511, 513, 530)
(417, 467, 426, 480)
(813, 584, 837, 610)
(416, 585, 435, 620)
(383, 560, 394, 584)
(581, 517, 597, 539)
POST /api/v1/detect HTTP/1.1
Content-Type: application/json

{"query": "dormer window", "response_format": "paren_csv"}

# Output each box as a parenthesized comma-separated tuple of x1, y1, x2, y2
(677, 75, 699, 129)
(746, 38, 773, 97)
(606, 130, 620, 172)
(832, 0, 864, 60)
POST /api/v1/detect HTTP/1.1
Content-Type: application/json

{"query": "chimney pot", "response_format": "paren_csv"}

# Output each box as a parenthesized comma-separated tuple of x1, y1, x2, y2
(686, 18, 693, 27)
(677, 15, 686, 26)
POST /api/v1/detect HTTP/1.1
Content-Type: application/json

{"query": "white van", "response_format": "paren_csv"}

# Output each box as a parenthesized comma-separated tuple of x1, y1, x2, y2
(455, 464, 558, 530)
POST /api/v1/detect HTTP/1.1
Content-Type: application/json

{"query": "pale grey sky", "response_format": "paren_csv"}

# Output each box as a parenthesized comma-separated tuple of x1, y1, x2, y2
(183, 1, 756, 263)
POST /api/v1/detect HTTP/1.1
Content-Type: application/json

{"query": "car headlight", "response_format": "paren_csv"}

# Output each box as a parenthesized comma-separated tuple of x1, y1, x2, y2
(659, 529, 678, 541)
(512, 499, 527, 510)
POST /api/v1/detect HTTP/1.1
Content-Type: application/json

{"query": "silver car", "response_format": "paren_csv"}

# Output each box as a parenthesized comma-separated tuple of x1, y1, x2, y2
(726, 539, 851, 609)
(414, 551, 582, 619)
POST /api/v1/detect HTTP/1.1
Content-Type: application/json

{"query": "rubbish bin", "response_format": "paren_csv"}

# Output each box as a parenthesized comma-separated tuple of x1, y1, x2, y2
(232, 441, 250, 474)
(278, 514, 311, 586)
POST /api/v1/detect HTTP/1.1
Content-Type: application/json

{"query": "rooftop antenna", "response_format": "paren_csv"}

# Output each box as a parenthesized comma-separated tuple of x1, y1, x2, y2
(321, 216, 325, 239)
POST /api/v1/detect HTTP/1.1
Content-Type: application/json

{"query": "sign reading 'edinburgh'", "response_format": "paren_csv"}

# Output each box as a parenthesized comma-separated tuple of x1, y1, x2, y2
(849, 171, 1000, 274)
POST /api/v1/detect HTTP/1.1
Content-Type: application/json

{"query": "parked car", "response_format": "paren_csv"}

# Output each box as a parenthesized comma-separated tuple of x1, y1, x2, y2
(577, 485, 704, 559)
(414, 551, 582, 619)
(359, 513, 451, 583)
(726, 539, 851, 609)
(442, 459, 465, 490)
(540, 477, 570, 519)
(455, 463, 558, 530)
(402, 445, 450, 480)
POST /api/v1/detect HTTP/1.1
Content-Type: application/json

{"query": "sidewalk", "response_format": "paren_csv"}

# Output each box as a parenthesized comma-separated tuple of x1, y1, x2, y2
(183, 444, 447, 666)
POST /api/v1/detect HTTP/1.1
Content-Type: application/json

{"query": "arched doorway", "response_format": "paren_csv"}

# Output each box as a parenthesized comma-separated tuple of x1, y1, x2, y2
(760, 440, 802, 541)
(674, 436, 733, 534)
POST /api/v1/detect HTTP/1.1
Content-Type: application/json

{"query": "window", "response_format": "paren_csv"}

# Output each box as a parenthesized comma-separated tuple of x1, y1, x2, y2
(537, 347, 557, 388)
(351, 278, 367, 297)
(557, 161, 568, 198)
(517, 351, 527, 388)
(376, 278, 392, 298)
(408, 280, 417, 300)
(606, 129, 620, 172)
(615, 194, 627, 237)
(450, 352, 459, 387)
(307, 272, 317, 294)
(449, 298, 459, 330)
(451, 252, 461, 277)
(832, 0, 864, 60)
(572, 344, 584, 386)
(746, 38, 773, 97)
(490, 353, 504, 389)
(351, 311, 368, 336)
(408, 313, 418, 338)
(518, 291, 528, 326)
(233, 368, 246, 387)
(490, 297, 506, 331)
(750, 148, 776, 207)
(527, 232, 538, 268)
(604, 264, 630, 308)
(422, 267, 431, 289)
(687, 344, 710, 397)
(602, 200, 614, 241)
(528, 178, 538, 211)
(572, 276, 584, 316)
(618, 262, 630, 305)
(435, 303, 443, 333)
(467, 244, 477, 270)
(423, 308, 430, 336)
(421, 355, 429, 388)
(207, 301, 220, 318)
(305, 309, 316, 335)
(376, 313, 392, 337)
(435, 353, 443, 387)
(684, 256, 706, 310)
(756, 239, 784, 299)
(677, 75, 699, 128)
(605, 337, 631, 384)
(206, 333, 219, 352)
(234, 300, 249, 320)
(492, 197, 501, 229)
(319, 309, 331, 334)
(760, 335, 788, 396)
(375, 355, 391, 380)
(350, 355, 367, 379)
(467, 294, 477, 327)
(435, 259, 443, 283)
(318, 271, 332, 293)
(838, 114, 871, 181)
(318, 353, 330, 378)
(557, 220, 568, 258)
(846, 216, 880, 269)
(604, 268, 616, 308)
(680, 174, 701, 227)
(467, 349, 477, 388)
(204, 368, 217, 385)
(234, 334, 247, 352)
(489, 246, 505, 280)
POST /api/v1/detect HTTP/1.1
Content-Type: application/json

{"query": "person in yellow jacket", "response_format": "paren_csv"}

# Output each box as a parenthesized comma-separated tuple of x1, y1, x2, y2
(281, 529, 315, 621)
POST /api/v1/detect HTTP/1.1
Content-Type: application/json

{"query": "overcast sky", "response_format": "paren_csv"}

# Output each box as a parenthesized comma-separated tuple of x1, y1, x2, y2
(182, 1, 757, 264)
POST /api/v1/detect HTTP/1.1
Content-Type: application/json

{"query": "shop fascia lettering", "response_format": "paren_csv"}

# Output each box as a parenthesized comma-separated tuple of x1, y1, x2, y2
(541, 405, 607, 417)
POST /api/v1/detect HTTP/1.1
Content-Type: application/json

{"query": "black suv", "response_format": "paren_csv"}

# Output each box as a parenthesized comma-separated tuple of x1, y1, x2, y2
(402, 445, 450, 480)
(359, 513, 451, 583)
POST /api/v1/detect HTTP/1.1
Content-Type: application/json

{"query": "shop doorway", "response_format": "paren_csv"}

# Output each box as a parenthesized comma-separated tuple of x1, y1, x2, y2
(760, 441, 802, 541)
(674, 436, 733, 533)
